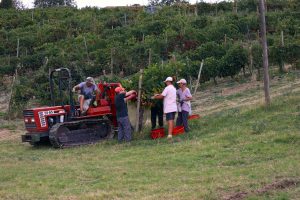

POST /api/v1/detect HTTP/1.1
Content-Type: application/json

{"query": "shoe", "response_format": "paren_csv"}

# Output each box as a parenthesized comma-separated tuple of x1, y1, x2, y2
(167, 134, 173, 143)
(81, 110, 87, 116)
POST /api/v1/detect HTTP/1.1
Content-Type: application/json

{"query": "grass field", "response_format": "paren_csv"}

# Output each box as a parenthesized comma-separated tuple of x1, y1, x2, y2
(0, 85, 299, 199)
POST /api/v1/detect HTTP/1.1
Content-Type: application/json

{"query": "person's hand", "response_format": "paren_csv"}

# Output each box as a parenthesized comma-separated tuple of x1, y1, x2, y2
(151, 94, 159, 100)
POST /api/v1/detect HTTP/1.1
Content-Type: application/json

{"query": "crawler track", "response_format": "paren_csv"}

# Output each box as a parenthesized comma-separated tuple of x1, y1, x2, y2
(49, 118, 113, 148)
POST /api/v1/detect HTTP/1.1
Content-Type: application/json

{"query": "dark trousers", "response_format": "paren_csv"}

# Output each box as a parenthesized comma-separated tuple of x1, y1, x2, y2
(176, 110, 189, 132)
(117, 116, 132, 142)
(151, 106, 163, 129)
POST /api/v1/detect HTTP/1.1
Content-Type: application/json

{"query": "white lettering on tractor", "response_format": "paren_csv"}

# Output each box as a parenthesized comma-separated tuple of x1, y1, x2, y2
(38, 110, 55, 127)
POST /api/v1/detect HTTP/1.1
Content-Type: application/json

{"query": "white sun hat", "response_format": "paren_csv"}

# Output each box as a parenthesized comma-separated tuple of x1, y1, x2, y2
(177, 79, 187, 84)
(164, 77, 173, 82)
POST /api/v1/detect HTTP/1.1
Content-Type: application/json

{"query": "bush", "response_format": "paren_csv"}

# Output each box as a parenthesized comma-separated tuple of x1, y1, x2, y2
(220, 44, 248, 78)
(0, 65, 15, 75)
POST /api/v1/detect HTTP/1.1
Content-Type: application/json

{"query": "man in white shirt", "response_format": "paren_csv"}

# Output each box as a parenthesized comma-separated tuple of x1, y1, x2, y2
(153, 77, 177, 139)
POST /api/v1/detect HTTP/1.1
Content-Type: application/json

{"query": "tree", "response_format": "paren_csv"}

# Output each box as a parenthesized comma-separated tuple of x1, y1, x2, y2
(13, 0, 25, 9)
(0, 0, 13, 9)
(251, 42, 263, 78)
(34, 0, 76, 8)
(220, 44, 248, 78)
(148, 0, 188, 6)
(203, 57, 221, 85)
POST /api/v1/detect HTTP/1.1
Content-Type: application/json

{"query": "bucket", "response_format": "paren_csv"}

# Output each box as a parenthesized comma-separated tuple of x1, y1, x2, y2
(151, 128, 165, 139)
(188, 114, 200, 120)
(172, 126, 184, 135)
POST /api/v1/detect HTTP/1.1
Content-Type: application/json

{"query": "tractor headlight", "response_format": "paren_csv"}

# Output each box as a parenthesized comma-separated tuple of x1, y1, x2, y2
(24, 118, 29, 123)
(48, 117, 54, 126)
(31, 118, 35, 123)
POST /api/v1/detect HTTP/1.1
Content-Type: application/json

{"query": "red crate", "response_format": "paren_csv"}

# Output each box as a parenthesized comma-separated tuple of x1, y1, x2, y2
(172, 126, 184, 135)
(188, 114, 200, 120)
(151, 128, 165, 139)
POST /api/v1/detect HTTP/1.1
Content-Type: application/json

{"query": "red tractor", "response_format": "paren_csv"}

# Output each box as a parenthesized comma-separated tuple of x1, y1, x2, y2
(22, 68, 134, 148)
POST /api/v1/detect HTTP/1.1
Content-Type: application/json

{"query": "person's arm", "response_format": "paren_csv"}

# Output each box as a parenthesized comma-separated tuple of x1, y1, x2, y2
(184, 96, 192, 101)
(153, 94, 164, 99)
(184, 88, 192, 101)
(72, 84, 81, 93)
(153, 87, 167, 100)
(125, 90, 135, 97)
(124, 90, 136, 101)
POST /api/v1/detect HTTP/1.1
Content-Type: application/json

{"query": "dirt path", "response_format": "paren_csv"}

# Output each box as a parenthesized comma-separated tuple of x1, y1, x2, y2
(0, 129, 20, 142)
(223, 179, 299, 200)
(0, 120, 24, 142)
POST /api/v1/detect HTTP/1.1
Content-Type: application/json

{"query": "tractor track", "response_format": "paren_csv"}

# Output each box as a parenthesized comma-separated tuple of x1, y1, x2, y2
(49, 118, 114, 148)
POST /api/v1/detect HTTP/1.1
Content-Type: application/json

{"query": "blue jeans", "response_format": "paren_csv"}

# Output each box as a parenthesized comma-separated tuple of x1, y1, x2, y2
(176, 111, 189, 132)
(117, 116, 132, 142)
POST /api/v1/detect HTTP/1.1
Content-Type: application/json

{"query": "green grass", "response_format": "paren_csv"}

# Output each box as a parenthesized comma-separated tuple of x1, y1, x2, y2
(0, 92, 299, 200)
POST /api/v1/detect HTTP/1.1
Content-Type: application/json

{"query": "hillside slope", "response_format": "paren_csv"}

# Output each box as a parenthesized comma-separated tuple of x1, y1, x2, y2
(0, 1, 299, 112)
(0, 71, 299, 200)
(193, 70, 300, 116)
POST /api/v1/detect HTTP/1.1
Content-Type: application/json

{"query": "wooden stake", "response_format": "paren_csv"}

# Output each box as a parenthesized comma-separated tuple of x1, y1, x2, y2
(233, 0, 237, 13)
(193, 60, 204, 96)
(7, 67, 18, 120)
(16, 38, 20, 58)
(135, 69, 144, 133)
(259, 0, 271, 106)
(249, 44, 253, 75)
(83, 36, 90, 61)
(281, 30, 284, 46)
(148, 48, 152, 66)
(280, 30, 285, 72)
(110, 48, 114, 77)
(124, 13, 127, 25)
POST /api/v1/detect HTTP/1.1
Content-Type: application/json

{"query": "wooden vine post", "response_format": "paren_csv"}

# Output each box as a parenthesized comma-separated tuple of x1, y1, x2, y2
(135, 69, 144, 133)
(259, 0, 271, 106)
(148, 48, 152, 66)
(7, 68, 17, 120)
(83, 36, 90, 61)
(279, 30, 285, 73)
(16, 38, 20, 58)
(193, 59, 204, 96)
(110, 48, 114, 77)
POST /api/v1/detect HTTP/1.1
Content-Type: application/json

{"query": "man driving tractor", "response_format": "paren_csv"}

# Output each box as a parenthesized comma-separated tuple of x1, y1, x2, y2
(72, 77, 100, 115)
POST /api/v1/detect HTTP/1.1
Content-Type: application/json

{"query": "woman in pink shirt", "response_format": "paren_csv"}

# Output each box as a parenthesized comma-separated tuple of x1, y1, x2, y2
(176, 79, 192, 132)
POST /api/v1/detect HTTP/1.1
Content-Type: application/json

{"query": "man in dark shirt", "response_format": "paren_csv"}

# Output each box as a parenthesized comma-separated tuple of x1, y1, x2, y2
(114, 86, 136, 142)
